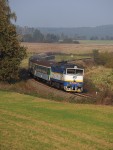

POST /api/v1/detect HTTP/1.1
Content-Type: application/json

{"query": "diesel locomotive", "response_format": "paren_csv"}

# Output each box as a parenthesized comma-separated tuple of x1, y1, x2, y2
(29, 55, 84, 92)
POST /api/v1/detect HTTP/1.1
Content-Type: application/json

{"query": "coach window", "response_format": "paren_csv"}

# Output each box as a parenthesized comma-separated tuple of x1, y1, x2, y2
(44, 67, 47, 73)
(47, 68, 50, 75)
(42, 67, 46, 73)
(38, 66, 41, 72)
(41, 66, 43, 73)
(38, 65, 40, 71)
(45, 68, 48, 74)
(36, 65, 39, 71)
(41, 66, 44, 73)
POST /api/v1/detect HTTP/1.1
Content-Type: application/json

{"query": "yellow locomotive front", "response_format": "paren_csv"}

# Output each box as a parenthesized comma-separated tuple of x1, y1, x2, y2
(63, 67, 84, 92)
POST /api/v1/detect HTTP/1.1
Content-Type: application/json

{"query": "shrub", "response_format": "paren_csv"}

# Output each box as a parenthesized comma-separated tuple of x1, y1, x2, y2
(93, 50, 113, 68)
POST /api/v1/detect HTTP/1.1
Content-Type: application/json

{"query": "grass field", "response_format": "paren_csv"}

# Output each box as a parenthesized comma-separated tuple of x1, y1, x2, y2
(0, 91, 113, 150)
(22, 41, 113, 55)
(80, 40, 113, 45)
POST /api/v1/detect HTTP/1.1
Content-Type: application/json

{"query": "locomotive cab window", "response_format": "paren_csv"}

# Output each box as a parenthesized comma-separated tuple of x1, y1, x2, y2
(67, 69, 76, 74)
(76, 69, 84, 75)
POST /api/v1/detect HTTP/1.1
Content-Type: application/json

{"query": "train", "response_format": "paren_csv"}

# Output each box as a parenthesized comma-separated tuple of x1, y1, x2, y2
(29, 55, 84, 92)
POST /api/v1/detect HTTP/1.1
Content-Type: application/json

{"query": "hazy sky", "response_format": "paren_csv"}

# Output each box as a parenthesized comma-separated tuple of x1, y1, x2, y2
(9, 0, 113, 27)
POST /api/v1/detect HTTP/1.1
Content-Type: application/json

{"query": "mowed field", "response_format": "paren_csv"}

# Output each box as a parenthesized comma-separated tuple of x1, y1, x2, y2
(0, 91, 113, 150)
(22, 40, 113, 54)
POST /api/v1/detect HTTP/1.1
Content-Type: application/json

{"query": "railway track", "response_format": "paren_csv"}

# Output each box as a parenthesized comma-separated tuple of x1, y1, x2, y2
(29, 78, 96, 100)
(29, 78, 76, 99)
(73, 93, 96, 99)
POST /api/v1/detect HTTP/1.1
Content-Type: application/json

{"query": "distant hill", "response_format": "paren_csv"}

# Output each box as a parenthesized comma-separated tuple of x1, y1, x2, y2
(39, 25, 113, 39)
(16, 25, 113, 40)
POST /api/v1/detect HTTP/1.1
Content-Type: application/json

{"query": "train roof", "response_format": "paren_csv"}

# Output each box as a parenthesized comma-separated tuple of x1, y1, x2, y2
(30, 58, 79, 68)
(29, 54, 55, 61)
(53, 61, 76, 68)
(29, 55, 78, 69)
(30, 59, 56, 67)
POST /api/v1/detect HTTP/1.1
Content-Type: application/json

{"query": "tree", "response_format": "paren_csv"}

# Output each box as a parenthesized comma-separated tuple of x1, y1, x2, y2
(45, 33, 59, 43)
(22, 34, 33, 42)
(32, 29, 44, 42)
(90, 36, 99, 40)
(0, 0, 26, 81)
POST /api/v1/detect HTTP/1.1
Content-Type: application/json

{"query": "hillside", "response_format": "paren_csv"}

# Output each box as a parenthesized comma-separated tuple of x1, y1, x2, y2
(39, 25, 113, 39)
(0, 91, 113, 150)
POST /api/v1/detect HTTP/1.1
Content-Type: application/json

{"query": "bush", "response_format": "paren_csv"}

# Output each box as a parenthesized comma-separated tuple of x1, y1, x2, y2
(97, 88, 113, 105)
(93, 50, 113, 68)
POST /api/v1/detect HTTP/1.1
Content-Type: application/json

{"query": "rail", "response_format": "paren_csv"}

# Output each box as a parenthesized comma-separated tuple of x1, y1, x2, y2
(30, 78, 96, 100)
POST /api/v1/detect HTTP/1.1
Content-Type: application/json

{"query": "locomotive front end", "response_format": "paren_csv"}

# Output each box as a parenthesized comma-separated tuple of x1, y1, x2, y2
(63, 67, 84, 92)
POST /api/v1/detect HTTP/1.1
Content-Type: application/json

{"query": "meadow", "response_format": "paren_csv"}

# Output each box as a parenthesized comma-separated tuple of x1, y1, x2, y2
(22, 40, 113, 54)
(21, 40, 113, 67)
(0, 91, 113, 150)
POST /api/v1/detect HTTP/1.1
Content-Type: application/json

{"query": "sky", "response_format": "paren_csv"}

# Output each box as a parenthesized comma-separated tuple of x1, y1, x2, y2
(9, 0, 113, 28)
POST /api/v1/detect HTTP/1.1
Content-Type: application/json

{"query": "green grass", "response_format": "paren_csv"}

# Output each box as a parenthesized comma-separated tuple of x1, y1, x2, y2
(55, 54, 91, 62)
(0, 91, 113, 150)
(80, 40, 113, 45)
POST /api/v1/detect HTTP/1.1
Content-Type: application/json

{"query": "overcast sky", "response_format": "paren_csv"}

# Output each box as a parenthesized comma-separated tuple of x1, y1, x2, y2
(9, 0, 113, 28)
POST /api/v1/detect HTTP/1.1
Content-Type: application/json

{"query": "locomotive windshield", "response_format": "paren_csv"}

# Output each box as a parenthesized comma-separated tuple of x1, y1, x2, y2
(76, 69, 83, 75)
(67, 69, 76, 74)
(67, 69, 83, 75)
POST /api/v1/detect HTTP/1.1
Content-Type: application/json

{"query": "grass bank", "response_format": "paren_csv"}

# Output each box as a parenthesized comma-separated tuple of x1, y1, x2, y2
(0, 91, 113, 150)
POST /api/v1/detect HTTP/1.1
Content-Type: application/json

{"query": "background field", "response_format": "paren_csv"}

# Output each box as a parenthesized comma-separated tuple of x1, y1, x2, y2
(0, 91, 113, 150)
(22, 40, 113, 54)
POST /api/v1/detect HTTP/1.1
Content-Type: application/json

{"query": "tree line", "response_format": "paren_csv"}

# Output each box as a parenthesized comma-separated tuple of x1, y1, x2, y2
(22, 29, 59, 43)
(17, 25, 113, 42)
(20, 29, 79, 43)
